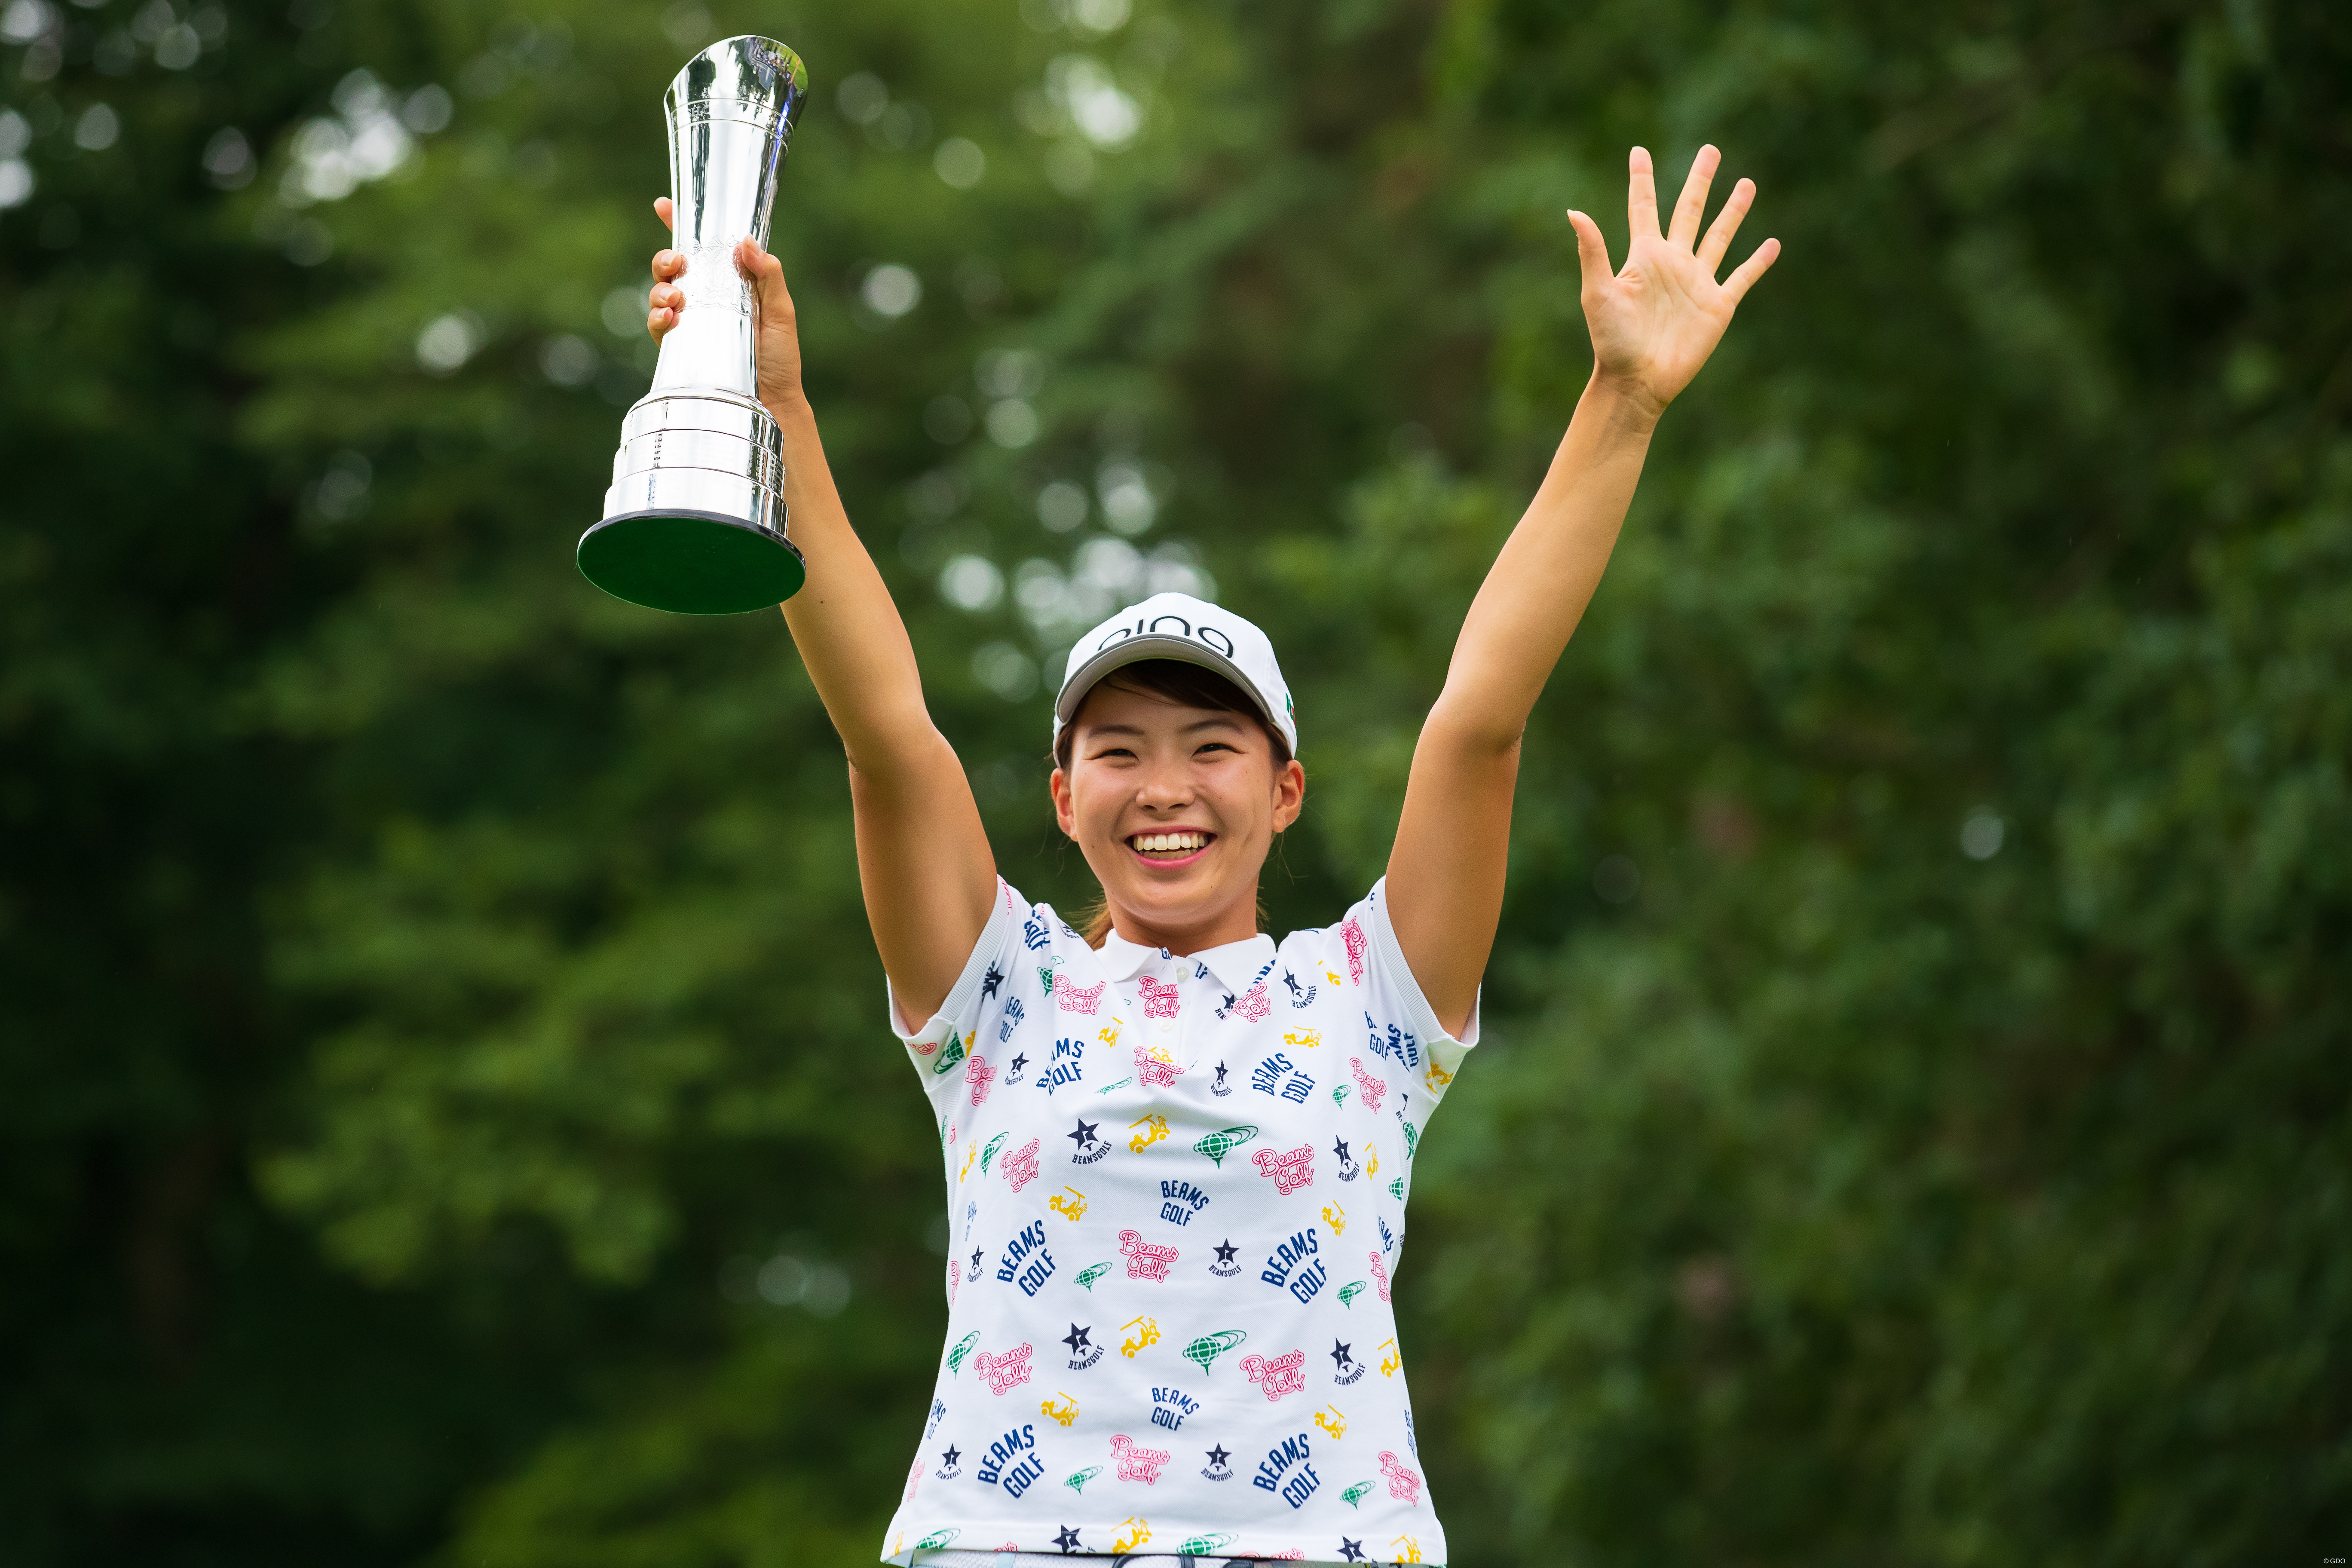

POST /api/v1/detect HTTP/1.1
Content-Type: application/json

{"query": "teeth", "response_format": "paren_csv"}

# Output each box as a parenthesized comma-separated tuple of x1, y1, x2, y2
(1135, 833, 1205, 853)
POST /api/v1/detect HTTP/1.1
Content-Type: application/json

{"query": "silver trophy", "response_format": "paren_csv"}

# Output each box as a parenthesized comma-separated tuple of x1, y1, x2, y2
(577, 36, 810, 615)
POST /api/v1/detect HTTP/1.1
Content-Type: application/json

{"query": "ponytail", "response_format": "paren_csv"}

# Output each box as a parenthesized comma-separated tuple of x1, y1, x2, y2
(1074, 897, 1116, 949)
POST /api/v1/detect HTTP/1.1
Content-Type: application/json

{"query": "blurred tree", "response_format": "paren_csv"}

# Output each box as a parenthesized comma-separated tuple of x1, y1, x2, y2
(2, 0, 2345, 1564)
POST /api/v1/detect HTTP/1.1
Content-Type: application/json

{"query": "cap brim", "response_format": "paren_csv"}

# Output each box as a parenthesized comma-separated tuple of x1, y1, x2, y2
(1054, 635, 1284, 741)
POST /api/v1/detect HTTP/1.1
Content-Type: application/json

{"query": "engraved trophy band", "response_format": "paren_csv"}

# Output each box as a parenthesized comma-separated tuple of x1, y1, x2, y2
(576, 36, 810, 615)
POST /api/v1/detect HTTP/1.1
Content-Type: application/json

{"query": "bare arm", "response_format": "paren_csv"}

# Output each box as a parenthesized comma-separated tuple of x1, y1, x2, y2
(1386, 146, 1781, 1032)
(649, 202, 995, 1022)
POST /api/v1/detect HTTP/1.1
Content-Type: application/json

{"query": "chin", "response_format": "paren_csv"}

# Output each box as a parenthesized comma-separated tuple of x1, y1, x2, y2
(1115, 882, 1208, 920)
(1126, 869, 1240, 922)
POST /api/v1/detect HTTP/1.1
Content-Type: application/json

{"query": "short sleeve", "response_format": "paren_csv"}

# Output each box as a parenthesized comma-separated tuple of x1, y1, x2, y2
(1336, 875, 1478, 1119)
(889, 877, 1026, 1113)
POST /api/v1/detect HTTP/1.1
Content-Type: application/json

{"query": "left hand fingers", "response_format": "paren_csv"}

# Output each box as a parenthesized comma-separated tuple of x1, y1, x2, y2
(1626, 146, 1663, 241)
(1666, 144, 1720, 249)
(1565, 208, 1615, 298)
(1721, 236, 1783, 304)
(1696, 176, 1756, 274)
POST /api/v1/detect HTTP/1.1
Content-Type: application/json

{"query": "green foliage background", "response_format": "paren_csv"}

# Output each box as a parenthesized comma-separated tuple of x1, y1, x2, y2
(3, 0, 2346, 1563)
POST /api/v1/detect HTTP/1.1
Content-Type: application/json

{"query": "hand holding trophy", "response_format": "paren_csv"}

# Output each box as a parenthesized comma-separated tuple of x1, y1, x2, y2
(576, 37, 810, 615)
(646, 200, 805, 416)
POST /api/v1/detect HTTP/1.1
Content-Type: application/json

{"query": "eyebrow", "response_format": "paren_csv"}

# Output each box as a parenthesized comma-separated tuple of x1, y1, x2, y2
(1083, 716, 1249, 738)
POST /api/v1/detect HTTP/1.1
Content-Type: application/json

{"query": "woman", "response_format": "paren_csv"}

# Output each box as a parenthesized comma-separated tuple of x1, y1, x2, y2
(646, 144, 1776, 1566)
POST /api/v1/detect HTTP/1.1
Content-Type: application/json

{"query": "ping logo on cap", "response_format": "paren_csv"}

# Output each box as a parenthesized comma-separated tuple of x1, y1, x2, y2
(1057, 591, 1295, 753)
(1094, 613, 1237, 660)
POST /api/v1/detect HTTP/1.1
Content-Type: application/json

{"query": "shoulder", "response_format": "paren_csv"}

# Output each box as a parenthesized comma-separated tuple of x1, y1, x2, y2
(1279, 882, 1432, 1029)
(1003, 898, 1119, 1004)
(1274, 894, 1380, 986)
(1007, 892, 1064, 950)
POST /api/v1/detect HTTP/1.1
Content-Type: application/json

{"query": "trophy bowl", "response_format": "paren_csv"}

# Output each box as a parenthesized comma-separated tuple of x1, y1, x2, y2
(577, 36, 810, 615)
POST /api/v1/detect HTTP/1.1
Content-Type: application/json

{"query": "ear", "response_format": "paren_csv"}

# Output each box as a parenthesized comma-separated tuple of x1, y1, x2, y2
(1271, 757, 1306, 833)
(1050, 766, 1077, 838)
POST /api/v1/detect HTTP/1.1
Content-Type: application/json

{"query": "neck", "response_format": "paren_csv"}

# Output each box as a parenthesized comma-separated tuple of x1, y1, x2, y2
(1105, 889, 1262, 957)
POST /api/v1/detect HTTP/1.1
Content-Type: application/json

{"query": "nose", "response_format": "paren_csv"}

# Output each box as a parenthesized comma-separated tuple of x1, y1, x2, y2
(1134, 761, 1194, 812)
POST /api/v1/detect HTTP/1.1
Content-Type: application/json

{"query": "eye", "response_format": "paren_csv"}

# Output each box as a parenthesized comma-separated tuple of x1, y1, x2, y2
(1196, 740, 1238, 757)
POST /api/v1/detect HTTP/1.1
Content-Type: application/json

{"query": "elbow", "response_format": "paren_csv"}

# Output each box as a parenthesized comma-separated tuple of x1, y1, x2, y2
(845, 720, 957, 794)
(1423, 699, 1526, 762)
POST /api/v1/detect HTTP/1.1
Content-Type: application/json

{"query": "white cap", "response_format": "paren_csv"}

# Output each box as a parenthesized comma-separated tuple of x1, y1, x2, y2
(1053, 591, 1297, 754)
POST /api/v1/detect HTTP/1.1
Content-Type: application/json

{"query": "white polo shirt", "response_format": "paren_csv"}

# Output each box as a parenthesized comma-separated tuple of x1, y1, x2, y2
(881, 877, 1475, 1567)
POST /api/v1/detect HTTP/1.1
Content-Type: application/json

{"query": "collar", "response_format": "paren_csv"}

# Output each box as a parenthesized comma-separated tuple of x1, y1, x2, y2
(1097, 928, 1279, 996)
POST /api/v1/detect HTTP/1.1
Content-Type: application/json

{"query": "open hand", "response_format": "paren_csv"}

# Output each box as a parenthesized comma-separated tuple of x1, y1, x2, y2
(1568, 145, 1779, 417)
(645, 196, 805, 410)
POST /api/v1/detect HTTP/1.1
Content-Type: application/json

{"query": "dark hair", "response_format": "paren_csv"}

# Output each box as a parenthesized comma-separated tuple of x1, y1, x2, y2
(1055, 659, 1293, 947)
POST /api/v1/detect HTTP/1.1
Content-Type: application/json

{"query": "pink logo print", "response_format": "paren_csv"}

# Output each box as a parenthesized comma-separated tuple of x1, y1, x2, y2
(1056, 976, 1107, 1014)
(1378, 1449, 1424, 1505)
(1233, 981, 1271, 1021)
(1133, 1044, 1184, 1088)
(1137, 975, 1181, 1018)
(1369, 1250, 1391, 1302)
(1348, 1056, 1387, 1112)
(1118, 1228, 1179, 1281)
(1240, 1348, 1307, 1402)
(905, 1455, 924, 1502)
(1109, 1433, 1173, 1484)
(947, 1255, 959, 1306)
(974, 1342, 1034, 1395)
(1003, 1136, 1041, 1193)
(1251, 1142, 1315, 1195)
(965, 1053, 995, 1106)
(913, 1036, 937, 1057)
(1340, 918, 1368, 986)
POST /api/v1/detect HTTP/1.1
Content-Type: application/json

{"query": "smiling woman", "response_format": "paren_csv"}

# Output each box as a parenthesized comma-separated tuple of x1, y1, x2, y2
(1047, 655, 1297, 945)
(639, 137, 1776, 1565)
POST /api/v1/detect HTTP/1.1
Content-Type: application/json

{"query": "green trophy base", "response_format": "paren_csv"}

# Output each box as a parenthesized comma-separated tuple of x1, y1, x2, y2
(576, 511, 805, 616)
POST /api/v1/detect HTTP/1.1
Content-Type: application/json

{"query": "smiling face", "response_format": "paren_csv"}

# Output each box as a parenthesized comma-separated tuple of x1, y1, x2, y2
(1050, 673, 1305, 954)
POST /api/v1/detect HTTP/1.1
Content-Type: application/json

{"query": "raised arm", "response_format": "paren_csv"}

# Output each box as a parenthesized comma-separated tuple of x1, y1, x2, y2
(1385, 146, 1779, 1032)
(648, 202, 995, 1021)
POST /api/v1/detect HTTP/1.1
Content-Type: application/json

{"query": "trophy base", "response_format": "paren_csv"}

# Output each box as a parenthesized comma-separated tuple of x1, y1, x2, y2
(577, 509, 805, 616)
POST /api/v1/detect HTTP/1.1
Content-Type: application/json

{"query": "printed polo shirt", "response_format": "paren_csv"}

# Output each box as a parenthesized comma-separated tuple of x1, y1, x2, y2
(881, 876, 1475, 1567)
